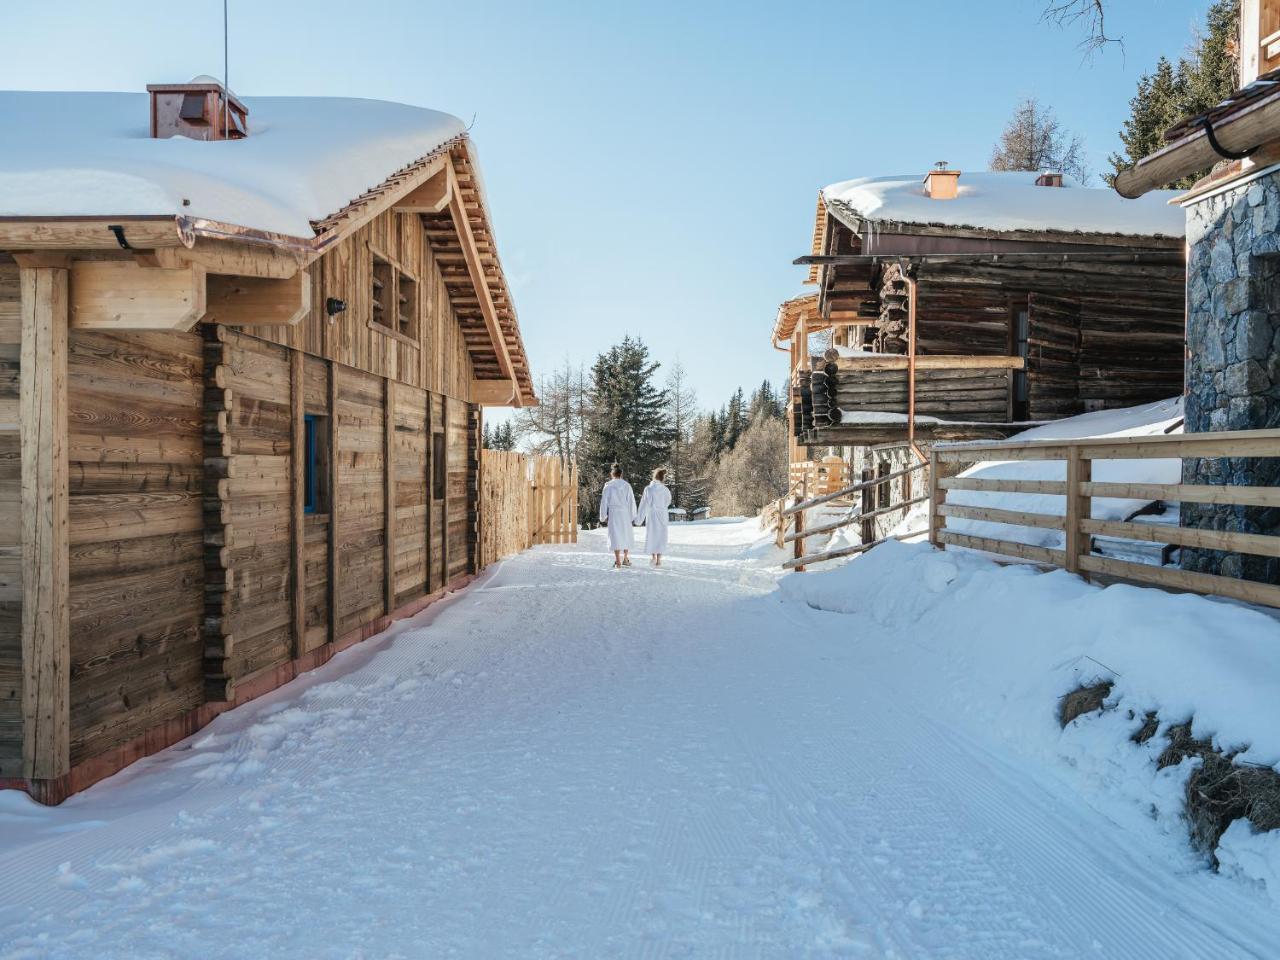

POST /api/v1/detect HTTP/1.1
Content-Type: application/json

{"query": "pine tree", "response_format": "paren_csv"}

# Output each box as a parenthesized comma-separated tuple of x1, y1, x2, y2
(482, 422, 494, 449)
(990, 97, 1090, 184)
(724, 388, 745, 450)
(748, 379, 783, 422)
(489, 422, 516, 451)
(578, 337, 672, 524)
(1107, 1, 1239, 187)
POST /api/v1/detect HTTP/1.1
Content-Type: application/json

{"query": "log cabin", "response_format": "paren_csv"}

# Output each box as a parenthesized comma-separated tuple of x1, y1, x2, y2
(0, 82, 536, 802)
(1114, 0, 1280, 583)
(784, 167, 1188, 453)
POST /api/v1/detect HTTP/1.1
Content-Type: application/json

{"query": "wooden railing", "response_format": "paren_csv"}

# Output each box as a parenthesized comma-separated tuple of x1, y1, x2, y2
(780, 461, 929, 571)
(928, 429, 1280, 609)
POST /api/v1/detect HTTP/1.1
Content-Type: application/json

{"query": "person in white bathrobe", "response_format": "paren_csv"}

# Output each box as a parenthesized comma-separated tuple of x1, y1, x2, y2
(635, 468, 672, 566)
(599, 463, 637, 568)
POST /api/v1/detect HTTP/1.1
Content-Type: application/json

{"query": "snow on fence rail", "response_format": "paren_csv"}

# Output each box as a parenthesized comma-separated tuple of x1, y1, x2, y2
(928, 428, 1280, 609)
(479, 450, 577, 566)
(776, 461, 928, 571)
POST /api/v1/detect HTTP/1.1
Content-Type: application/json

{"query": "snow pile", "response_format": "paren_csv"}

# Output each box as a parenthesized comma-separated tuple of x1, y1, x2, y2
(822, 170, 1185, 238)
(780, 538, 1280, 901)
(0, 91, 466, 236)
(898, 397, 1185, 549)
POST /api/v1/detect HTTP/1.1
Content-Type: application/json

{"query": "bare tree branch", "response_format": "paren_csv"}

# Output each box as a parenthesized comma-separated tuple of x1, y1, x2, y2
(1042, 0, 1123, 57)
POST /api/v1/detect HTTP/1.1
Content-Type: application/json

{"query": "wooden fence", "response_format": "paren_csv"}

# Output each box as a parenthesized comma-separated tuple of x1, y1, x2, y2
(479, 451, 578, 567)
(929, 428, 1280, 609)
(770, 461, 929, 571)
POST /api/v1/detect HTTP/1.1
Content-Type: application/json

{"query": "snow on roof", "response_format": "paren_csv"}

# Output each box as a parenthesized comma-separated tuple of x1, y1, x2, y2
(0, 91, 467, 238)
(821, 170, 1185, 239)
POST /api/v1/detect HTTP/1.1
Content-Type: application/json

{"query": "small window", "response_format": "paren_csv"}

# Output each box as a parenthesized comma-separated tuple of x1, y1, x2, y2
(432, 431, 446, 501)
(369, 247, 419, 344)
(304, 414, 330, 514)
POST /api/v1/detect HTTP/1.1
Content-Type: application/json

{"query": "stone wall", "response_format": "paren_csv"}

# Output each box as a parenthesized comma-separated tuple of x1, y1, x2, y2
(1182, 168, 1280, 582)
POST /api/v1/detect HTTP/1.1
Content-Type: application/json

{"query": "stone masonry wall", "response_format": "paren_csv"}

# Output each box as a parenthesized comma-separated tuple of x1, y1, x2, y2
(1182, 168, 1280, 583)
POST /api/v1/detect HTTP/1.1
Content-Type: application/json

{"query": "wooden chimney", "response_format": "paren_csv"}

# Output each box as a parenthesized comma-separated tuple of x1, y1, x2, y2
(1035, 171, 1065, 187)
(147, 77, 248, 141)
(923, 162, 960, 199)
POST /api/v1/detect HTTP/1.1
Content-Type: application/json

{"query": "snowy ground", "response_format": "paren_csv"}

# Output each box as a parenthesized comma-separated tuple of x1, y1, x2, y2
(1, 519, 1277, 959)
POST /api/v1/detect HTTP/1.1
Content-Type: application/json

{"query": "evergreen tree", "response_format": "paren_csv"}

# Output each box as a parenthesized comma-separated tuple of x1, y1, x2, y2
(482, 421, 493, 449)
(748, 379, 784, 422)
(492, 422, 516, 450)
(724, 388, 746, 450)
(1107, 1, 1239, 187)
(1107, 57, 1186, 185)
(578, 337, 672, 523)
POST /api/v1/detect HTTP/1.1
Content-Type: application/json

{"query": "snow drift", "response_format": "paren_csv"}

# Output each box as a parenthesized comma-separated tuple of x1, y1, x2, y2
(780, 538, 1280, 902)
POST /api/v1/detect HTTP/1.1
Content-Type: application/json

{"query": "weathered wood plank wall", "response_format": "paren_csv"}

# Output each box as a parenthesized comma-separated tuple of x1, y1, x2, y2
(67, 330, 204, 766)
(0, 264, 21, 776)
(242, 208, 472, 401)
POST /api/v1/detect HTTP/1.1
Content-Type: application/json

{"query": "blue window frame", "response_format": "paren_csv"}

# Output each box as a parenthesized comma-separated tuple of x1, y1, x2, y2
(304, 414, 320, 514)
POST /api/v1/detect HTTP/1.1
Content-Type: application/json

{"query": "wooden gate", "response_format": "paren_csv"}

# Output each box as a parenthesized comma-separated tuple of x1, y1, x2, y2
(479, 450, 578, 567)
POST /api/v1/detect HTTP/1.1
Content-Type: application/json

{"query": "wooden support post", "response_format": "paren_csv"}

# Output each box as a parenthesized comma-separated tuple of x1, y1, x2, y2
(384, 379, 396, 614)
(289, 351, 305, 658)
(929, 448, 945, 549)
(1064, 444, 1090, 577)
(860, 467, 875, 545)
(19, 265, 69, 781)
(425, 392, 434, 593)
(441, 394, 450, 584)
(327, 363, 340, 643)
(792, 478, 808, 572)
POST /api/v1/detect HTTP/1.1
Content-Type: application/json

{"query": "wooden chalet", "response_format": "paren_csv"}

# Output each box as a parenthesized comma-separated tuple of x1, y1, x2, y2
(785, 167, 1188, 451)
(0, 84, 535, 802)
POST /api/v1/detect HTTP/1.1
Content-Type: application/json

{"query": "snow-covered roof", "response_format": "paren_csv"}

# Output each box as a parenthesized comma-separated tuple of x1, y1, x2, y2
(0, 91, 466, 238)
(821, 171, 1185, 239)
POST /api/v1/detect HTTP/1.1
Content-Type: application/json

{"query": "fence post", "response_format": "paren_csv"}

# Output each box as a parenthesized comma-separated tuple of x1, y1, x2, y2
(793, 478, 808, 572)
(1064, 444, 1091, 577)
(860, 468, 875, 544)
(929, 448, 945, 549)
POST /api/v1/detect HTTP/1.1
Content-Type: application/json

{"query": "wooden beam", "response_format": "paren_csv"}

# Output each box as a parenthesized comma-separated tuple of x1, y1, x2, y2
(937, 530, 1066, 567)
(155, 240, 303, 279)
(384, 379, 396, 615)
(19, 265, 70, 781)
(446, 162, 517, 400)
(470, 378, 516, 406)
(393, 169, 451, 213)
(290, 351, 305, 659)
(0, 217, 189, 250)
(203, 271, 310, 326)
(832, 354, 1026, 372)
(1078, 554, 1280, 610)
(69, 259, 206, 330)
(1114, 91, 1280, 198)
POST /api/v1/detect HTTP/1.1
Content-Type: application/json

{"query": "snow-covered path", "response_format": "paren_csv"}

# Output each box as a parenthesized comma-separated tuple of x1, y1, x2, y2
(1, 522, 1274, 959)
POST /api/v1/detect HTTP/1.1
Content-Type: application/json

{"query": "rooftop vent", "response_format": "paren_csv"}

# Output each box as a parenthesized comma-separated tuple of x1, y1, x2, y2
(923, 161, 960, 200)
(1035, 171, 1064, 187)
(147, 76, 247, 141)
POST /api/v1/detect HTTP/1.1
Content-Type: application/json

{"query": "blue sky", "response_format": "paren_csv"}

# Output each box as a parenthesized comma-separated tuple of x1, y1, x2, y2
(4, 0, 1209, 417)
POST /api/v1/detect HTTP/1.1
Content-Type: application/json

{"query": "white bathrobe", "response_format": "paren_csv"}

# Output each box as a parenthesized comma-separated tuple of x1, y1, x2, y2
(636, 481, 672, 555)
(599, 477, 637, 551)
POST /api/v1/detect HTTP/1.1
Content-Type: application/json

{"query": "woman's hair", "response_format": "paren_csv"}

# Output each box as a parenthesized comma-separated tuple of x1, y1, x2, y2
(610, 463, 622, 478)
(653, 468, 667, 483)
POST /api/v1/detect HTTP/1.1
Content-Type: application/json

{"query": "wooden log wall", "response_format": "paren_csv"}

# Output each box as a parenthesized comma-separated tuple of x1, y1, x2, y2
(1077, 299, 1185, 408)
(1027, 294, 1083, 420)
(0, 264, 21, 776)
(219, 329, 295, 686)
(67, 330, 205, 766)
